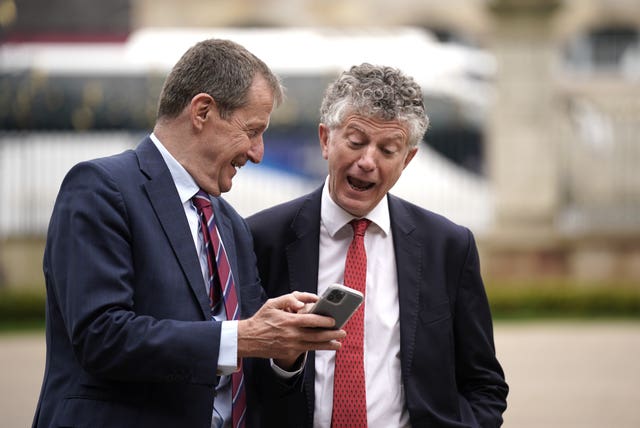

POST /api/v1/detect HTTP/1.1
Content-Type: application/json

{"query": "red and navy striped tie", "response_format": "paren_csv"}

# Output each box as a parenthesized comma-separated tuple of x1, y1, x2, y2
(192, 190, 246, 428)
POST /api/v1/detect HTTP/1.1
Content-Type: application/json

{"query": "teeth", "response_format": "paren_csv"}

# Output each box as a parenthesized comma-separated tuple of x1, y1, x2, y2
(348, 177, 373, 190)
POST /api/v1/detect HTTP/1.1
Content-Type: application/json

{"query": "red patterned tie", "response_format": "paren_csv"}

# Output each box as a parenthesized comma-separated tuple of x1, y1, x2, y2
(192, 190, 246, 428)
(331, 218, 371, 427)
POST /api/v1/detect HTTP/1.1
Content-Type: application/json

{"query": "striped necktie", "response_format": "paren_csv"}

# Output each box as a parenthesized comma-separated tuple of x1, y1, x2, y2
(192, 190, 246, 428)
(331, 218, 371, 427)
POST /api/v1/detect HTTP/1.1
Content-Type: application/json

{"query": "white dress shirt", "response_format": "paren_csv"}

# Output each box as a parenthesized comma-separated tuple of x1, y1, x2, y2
(314, 180, 411, 428)
(150, 133, 237, 428)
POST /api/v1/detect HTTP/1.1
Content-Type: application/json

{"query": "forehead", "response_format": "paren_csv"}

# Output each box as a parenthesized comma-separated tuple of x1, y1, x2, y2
(231, 76, 275, 122)
(247, 74, 275, 102)
(341, 115, 409, 143)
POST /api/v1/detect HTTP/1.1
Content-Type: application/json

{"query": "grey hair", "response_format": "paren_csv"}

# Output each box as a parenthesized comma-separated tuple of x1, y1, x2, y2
(320, 63, 429, 148)
(157, 38, 284, 120)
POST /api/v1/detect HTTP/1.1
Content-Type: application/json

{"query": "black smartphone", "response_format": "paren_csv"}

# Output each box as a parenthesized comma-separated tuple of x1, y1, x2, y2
(309, 283, 364, 329)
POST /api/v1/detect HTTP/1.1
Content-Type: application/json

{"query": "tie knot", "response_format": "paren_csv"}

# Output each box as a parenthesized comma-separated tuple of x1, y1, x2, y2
(192, 189, 211, 211)
(350, 218, 371, 237)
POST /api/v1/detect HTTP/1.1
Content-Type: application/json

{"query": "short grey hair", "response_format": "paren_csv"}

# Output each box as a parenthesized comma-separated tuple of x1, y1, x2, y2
(320, 63, 429, 148)
(157, 38, 284, 119)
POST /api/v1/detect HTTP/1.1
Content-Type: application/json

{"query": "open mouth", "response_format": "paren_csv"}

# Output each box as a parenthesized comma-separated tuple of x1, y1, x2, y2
(231, 161, 244, 171)
(348, 176, 374, 191)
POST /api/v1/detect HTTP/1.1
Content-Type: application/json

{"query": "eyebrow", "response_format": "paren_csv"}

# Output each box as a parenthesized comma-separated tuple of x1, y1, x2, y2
(247, 119, 269, 132)
(346, 123, 405, 143)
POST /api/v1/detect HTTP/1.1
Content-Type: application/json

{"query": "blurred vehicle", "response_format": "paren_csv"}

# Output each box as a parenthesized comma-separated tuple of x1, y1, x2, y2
(0, 26, 495, 174)
(0, 27, 495, 235)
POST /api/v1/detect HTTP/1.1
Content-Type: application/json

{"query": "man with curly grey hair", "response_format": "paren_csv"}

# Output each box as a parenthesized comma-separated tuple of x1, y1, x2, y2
(245, 63, 508, 427)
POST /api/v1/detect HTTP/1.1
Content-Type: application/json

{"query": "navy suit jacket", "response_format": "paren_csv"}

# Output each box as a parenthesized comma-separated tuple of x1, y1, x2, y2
(246, 185, 508, 428)
(33, 137, 265, 428)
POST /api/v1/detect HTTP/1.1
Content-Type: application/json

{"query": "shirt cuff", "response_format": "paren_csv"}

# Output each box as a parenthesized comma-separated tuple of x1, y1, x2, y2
(217, 320, 238, 376)
(270, 353, 307, 379)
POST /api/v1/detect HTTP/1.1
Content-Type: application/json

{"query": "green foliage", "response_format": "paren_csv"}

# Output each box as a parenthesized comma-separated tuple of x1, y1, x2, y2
(0, 280, 639, 331)
(486, 280, 640, 319)
(0, 288, 46, 331)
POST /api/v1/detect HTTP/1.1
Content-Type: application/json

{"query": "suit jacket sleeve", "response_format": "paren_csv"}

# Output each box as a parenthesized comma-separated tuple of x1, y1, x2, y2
(44, 160, 220, 385)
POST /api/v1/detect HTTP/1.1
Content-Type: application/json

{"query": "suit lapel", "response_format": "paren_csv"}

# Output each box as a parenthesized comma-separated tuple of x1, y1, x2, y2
(285, 187, 323, 420)
(136, 138, 211, 319)
(286, 187, 323, 294)
(388, 195, 423, 377)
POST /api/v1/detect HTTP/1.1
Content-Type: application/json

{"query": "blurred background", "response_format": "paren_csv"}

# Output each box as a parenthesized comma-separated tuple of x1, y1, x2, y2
(0, 0, 639, 426)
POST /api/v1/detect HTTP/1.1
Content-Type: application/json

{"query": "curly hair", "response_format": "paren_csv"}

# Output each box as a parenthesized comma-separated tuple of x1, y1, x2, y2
(320, 63, 429, 148)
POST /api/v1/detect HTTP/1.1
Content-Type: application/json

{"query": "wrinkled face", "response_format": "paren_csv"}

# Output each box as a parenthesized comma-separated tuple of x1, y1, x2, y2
(193, 75, 274, 196)
(320, 114, 417, 217)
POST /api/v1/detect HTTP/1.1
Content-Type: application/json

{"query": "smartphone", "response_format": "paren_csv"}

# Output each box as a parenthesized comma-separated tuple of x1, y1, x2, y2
(309, 283, 364, 329)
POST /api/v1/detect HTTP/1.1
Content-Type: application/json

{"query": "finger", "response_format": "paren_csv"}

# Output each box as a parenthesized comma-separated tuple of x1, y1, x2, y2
(266, 293, 306, 312)
(297, 302, 315, 314)
(290, 312, 338, 329)
(298, 338, 343, 351)
(291, 291, 320, 304)
(303, 327, 346, 343)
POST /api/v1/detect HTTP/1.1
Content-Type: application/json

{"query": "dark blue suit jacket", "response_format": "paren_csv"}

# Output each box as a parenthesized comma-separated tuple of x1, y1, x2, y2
(246, 185, 508, 427)
(33, 137, 265, 428)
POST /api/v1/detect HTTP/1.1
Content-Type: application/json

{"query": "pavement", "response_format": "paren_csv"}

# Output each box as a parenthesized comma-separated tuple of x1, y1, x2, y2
(2, 321, 639, 427)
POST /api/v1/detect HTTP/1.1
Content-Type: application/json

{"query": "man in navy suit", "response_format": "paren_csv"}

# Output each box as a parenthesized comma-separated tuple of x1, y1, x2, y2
(247, 64, 508, 427)
(32, 38, 344, 428)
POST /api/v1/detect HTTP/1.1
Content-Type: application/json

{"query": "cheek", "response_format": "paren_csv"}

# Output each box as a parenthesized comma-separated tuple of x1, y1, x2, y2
(378, 160, 401, 178)
(330, 147, 358, 169)
(229, 134, 247, 150)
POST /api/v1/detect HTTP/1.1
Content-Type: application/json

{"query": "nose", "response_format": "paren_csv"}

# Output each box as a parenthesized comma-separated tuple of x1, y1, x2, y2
(357, 146, 376, 171)
(248, 136, 264, 164)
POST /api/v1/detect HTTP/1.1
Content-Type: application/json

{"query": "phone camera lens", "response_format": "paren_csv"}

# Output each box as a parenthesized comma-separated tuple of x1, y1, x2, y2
(327, 290, 345, 303)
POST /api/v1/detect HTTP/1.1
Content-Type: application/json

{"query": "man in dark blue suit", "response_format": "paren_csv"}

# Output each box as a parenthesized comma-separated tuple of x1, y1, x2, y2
(247, 64, 508, 427)
(32, 38, 344, 428)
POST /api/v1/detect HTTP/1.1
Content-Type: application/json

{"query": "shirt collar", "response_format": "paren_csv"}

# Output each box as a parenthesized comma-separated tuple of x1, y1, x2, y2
(150, 133, 200, 203)
(320, 176, 390, 238)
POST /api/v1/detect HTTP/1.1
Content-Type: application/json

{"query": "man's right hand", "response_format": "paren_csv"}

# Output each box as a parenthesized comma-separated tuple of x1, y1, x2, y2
(237, 292, 345, 365)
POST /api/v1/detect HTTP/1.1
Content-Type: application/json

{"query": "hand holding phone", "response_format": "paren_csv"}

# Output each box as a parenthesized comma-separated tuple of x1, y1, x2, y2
(309, 283, 364, 329)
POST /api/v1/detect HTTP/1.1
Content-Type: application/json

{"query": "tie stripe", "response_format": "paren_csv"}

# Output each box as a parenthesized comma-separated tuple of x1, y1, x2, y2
(193, 192, 221, 310)
(192, 190, 246, 428)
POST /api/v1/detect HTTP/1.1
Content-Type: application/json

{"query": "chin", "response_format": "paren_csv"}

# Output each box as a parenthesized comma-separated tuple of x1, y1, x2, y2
(343, 203, 369, 218)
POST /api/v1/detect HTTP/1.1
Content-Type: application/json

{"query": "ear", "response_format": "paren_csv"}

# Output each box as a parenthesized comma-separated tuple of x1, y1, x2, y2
(190, 93, 215, 131)
(318, 123, 330, 160)
(403, 147, 418, 169)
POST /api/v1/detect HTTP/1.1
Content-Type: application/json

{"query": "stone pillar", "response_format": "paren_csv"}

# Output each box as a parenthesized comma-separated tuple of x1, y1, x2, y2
(484, 0, 565, 277)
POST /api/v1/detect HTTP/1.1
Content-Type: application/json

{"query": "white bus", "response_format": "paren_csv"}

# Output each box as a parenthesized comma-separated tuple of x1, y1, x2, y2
(0, 27, 495, 235)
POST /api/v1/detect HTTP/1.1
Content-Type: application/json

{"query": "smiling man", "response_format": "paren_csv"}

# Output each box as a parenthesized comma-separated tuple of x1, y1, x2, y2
(246, 63, 508, 427)
(32, 39, 346, 428)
